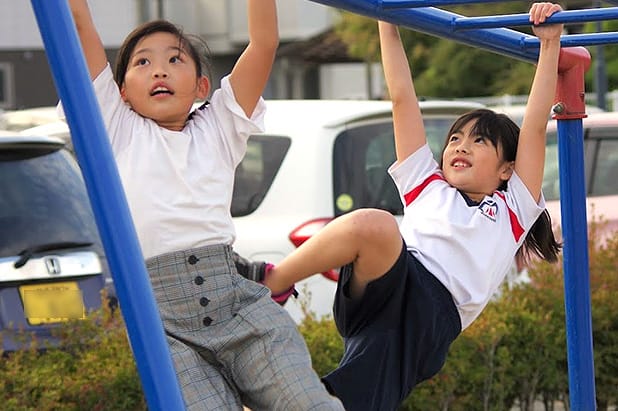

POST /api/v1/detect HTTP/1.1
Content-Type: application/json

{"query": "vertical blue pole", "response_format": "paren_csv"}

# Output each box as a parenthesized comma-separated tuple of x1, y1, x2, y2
(556, 119, 597, 410)
(30, 1, 186, 410)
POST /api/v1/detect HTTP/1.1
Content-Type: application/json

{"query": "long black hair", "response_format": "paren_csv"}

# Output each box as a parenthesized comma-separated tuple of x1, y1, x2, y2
(440, 109, 562, 263)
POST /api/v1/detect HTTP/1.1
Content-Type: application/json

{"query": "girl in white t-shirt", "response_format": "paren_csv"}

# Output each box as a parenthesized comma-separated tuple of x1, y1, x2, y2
(262, 3, 563, 410)
(63, 1, 343, 410)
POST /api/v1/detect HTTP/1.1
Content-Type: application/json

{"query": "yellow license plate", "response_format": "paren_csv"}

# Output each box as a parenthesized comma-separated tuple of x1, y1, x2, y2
(19, 282, 85, 325)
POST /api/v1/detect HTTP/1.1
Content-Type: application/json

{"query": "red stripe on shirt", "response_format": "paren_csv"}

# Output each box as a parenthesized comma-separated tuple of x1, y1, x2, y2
(495, 191, 525, 242)
(403, 173, 445, 206)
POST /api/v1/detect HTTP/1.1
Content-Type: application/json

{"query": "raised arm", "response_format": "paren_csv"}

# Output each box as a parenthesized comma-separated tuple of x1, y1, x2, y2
(516, 2, 563, 202)
(229, 0, 279, 118)
(68, 0, 108, 80)
(378, 21, 426, 163)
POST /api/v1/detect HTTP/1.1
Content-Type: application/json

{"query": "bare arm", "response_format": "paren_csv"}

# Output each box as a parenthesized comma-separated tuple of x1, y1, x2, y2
(68, 0, 108, 80)
(378, 21, 426, 163)
(516, 2, 563, 202)
(229, 0, 279, 118)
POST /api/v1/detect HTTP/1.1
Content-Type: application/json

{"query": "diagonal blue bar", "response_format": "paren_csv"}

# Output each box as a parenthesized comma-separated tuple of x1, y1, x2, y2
(313, 1, 618, 61)
(29, 1, 185, 410)
(452, 8, 618, 30)
(310, 0, 542, 62)
(381, 0, 538, 7)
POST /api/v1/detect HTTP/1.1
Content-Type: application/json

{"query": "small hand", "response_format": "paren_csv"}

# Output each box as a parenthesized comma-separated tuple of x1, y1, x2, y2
(529, 2, 564, 40)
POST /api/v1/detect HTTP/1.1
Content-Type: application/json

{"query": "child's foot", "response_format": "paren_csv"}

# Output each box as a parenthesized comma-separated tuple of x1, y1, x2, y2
(232, 252, 298, 305)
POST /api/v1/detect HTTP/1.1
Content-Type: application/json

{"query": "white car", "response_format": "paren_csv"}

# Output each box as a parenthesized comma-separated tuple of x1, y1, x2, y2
(16, 100, 483, 321)
(17, 102, 618, 322)
(231, 99, 485, 321)
(15, 100, 483, 321)
(0, 106, 60, 131)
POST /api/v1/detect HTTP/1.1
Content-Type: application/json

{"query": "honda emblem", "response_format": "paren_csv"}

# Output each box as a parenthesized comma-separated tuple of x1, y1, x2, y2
(44, 257, 61, 275)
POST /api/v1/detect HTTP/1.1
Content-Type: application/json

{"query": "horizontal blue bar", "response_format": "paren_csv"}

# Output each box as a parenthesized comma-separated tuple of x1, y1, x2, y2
(519, 32, 618, 48)
(453, 8, 618, 30)
(382, 0, 618, 10)
(557, 31, 618, 47)
(382, 0, 525, 8)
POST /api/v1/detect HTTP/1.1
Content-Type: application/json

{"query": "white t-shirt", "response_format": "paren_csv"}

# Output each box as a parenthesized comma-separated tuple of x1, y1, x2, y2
(61, 64, 266, 259)
(389, 144, 544, 329)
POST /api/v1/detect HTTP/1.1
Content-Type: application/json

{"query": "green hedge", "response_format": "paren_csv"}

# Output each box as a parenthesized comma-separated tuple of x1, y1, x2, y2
(2, 224, 616, 410)
(0, 301, 146, 411)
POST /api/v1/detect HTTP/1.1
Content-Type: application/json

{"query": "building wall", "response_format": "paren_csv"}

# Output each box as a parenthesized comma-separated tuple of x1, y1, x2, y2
(0, 0, 367, 109)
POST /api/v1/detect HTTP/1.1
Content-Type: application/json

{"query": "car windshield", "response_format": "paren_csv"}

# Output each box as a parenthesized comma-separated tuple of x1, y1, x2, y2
(0, 147, 101, 257)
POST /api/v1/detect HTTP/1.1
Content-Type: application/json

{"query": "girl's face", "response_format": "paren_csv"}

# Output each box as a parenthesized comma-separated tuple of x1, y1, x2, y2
(120, 31, 209, 131)
(441, 119, 514, 202)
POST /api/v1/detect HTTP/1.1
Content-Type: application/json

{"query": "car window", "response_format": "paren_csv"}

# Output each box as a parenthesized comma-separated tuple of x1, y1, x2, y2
(333, 121, 398, 216)
(424, 116, 457, 156)
(0, 148, 100, 257)
(332, 117, 462, 217)
(542, 126, 618, 201)
(232, 135, 291, 217)
(590, 138, 618, 197)
(541, 131, 598, 201)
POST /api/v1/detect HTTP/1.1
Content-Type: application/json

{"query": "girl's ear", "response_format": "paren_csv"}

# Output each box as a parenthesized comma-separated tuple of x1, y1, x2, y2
(120, 84, 128, 102)
(197, 76, 210, 100)
(500, 161, 515, 181)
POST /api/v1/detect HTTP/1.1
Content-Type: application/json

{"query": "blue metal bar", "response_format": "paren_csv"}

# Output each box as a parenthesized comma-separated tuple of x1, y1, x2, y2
(29, 1, 185, 410)
(309, 1, 599, 410)
(381, 0, 512, 7)
(452, 8, 618, 30)
(556, 32, 618, 47)
(519, 32, 618, 48)
(383, 0, 618, 9)
(312, 0, 543, 62)
(315, 0, 618, 61)
(555, 119, 597, 409)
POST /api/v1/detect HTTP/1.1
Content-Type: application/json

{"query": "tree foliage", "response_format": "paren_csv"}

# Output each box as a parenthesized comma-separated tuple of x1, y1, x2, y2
(585, 19, 618, 95)
(333, 1, 616, 99)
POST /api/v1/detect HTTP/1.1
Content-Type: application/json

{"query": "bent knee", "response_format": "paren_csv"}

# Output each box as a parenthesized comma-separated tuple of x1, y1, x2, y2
(348, 208, 401, 240)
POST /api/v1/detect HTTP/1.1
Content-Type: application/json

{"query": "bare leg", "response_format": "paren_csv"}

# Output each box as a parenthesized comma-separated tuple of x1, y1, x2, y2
(263, 209, 403, 299)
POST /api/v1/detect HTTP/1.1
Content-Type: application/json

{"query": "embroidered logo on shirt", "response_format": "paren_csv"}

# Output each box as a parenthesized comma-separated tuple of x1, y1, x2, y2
(478, 198, 498, 222)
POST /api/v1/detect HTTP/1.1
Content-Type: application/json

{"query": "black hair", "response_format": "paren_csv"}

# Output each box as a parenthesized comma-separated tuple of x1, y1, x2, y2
(113, 20, 212, 88)
(440, 109, 562, 263)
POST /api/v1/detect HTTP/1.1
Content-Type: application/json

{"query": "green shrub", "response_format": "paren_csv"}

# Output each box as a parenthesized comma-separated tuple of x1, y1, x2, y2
(298, 312, 343, 377)
(299, 221, 618, 410)
(0, 297, 146, 411)
(3, 222, 616, 410)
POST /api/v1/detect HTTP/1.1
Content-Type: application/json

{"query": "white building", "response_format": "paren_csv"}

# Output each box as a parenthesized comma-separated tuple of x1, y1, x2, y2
(0, 0, 383, 109)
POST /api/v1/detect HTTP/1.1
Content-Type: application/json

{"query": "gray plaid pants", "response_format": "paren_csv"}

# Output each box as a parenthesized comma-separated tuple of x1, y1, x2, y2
(145, 244, 344, 411)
